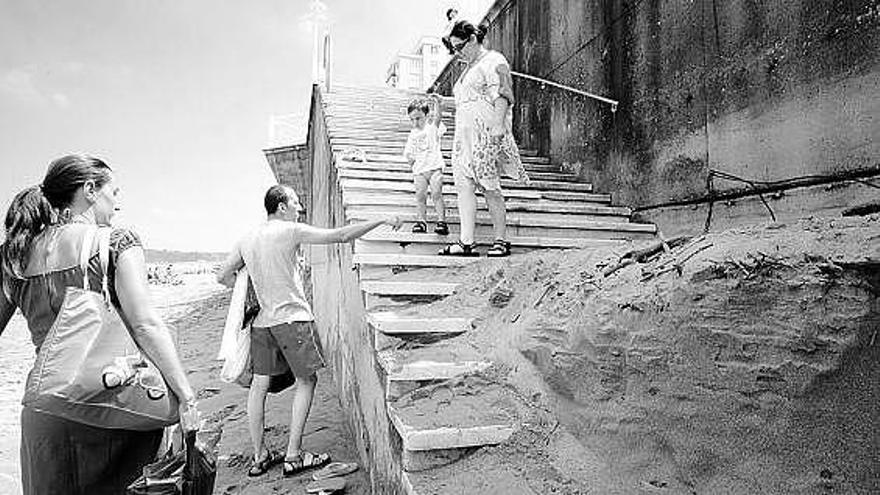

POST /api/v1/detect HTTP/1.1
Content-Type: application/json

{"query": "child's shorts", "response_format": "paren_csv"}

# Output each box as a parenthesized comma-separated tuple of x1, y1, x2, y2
(413, 168, 443, 184)
(251, 321, 326, 378)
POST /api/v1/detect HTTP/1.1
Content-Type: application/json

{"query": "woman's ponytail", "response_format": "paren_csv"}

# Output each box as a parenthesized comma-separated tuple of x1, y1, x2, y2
(1, 185, 55, 286)
(1, 154, 112, 292)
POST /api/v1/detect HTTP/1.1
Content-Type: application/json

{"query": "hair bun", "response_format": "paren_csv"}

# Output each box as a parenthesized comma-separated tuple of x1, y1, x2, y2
(477, 23, 489, 42)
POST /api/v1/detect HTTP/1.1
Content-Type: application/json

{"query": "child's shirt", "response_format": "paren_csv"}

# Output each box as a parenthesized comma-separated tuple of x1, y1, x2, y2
(404, 122, 447, 175)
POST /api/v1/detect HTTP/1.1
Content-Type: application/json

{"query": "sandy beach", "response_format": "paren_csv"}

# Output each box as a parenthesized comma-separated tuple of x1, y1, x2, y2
(0, 270, 368, 495)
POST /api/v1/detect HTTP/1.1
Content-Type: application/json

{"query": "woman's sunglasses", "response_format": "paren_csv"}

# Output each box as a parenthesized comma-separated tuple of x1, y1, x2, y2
(444, 37, 469, 55)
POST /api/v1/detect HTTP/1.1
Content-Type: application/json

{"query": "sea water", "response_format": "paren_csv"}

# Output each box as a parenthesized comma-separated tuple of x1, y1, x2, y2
(0, 314, 29, 495)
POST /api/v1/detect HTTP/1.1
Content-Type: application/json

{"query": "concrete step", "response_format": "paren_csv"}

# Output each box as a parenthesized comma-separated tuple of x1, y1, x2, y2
(340, 178, 612, 203)
(346, 205, 629, 225)
(334, 151, 551, 166)
(345, 209, 652, 234)
(327, 83, 446, 97)
(360, 280, 460, 297)
(355, 231, 628, 256)
(343, 190, 613, 210)
(333, 137, 528, 156)
(337, 161, 572, 182)
(367, 313, 472, 336)
(337, 168, 594, 192)
(324, 92, 455, 105)
(388, 383, 518, 471)
(324, 91, 455, 103)
(353, 253, 481, 268)
(342, 194, 630, 217)
(378, 347, 489, 384)
(339, 158, 562, 175)
(326, 121, 454, 134)
(325, 98, 456, 110)
(351, 218, 655, 244)
(325, 111, 456, 124)
(326, 113, 454, 125)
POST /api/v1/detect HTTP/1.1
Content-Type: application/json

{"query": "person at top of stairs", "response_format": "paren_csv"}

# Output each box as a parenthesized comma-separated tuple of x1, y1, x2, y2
(439, 20, 529, 258)
(404, 93, 449, 236)
(216, 185, 402, 479)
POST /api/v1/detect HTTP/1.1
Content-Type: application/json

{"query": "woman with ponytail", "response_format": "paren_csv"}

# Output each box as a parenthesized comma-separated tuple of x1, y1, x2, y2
(439, 20, 529, 257)
(0, 155, 200, 494)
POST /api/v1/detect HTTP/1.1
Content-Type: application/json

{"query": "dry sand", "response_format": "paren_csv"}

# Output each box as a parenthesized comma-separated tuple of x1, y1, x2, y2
(178, 290, 369, 495)
(386, 215, 879, 494)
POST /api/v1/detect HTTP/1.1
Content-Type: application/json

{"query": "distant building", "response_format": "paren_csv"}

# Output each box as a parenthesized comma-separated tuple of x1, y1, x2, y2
(385, 36, 448, 92)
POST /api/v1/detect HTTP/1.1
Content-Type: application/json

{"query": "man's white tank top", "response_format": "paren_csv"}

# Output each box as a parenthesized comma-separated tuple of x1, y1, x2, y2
(238, 220, 313, 327)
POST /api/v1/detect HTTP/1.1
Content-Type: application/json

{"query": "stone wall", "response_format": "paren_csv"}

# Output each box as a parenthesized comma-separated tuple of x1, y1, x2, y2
(304, 85, 406, 495)
(433, 0, 880, 234)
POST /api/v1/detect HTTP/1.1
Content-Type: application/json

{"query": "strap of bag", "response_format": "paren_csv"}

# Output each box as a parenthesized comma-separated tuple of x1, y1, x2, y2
(79, 226, 98, 291)
(97, 227, 112, 301)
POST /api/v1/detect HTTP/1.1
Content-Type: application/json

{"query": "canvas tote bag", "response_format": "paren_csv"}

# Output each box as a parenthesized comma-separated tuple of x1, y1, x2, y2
(22, 226, 179, 430)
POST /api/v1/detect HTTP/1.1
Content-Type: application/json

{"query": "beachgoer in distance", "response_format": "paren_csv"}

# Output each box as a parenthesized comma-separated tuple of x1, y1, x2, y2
(216, 185, 401, 477)
(440, 20, 529, 257)
(404, 94, 449, 236)
(0, 154, 200, 494)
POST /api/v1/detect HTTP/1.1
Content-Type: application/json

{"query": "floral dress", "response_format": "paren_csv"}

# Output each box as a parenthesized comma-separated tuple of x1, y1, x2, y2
(452, 50, 529, 191)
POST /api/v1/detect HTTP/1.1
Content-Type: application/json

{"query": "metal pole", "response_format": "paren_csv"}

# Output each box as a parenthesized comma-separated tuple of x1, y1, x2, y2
(511, 70, 619, 113)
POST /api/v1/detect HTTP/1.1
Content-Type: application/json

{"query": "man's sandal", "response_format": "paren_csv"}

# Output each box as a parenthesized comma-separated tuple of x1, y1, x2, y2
(306, 477, 346, 494)
(438, 240, 479, 257)
(411, 221, 428, 233)
(312, 461, 359, 481)
(247, 450, 282, 477)
(486, 239, 512, 257)
(283, 451, 331, 477)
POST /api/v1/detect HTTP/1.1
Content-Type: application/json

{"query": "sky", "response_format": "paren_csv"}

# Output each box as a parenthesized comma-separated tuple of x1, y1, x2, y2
(0, 0, 490, 252)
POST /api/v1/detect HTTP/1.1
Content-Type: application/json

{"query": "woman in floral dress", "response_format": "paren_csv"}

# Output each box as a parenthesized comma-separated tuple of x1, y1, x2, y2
(439, 20, 529, 257)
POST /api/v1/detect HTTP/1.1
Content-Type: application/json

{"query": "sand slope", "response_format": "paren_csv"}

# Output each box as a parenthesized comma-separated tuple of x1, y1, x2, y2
(403, 215, 878, 494)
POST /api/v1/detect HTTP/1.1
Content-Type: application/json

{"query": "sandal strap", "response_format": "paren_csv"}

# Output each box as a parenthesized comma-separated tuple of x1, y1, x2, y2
(440, 241, 473, 255)
(287, 451, 330, 469)
(487, 240, 511, 255)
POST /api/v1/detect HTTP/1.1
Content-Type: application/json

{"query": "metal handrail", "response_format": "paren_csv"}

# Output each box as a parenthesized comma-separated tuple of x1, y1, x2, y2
(511, 71, 619, 113)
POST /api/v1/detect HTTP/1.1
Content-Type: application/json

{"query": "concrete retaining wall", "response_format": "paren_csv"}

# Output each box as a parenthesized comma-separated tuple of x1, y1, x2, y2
(304, 85, 405, 495)
(433, 0, 880, 234)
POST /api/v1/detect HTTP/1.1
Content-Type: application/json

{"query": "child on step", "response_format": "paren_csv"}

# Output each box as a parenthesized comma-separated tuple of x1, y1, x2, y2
(403, 93, 448, 235)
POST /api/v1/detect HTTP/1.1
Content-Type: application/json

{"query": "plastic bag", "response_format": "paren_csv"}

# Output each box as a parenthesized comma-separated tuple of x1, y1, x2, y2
(218, 270, 251, 382)
(219, 271, 295, 393)
(127, 431, 217, 495)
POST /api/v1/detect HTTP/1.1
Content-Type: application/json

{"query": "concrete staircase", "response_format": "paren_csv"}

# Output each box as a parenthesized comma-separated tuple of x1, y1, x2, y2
(321, 84, 656, 492)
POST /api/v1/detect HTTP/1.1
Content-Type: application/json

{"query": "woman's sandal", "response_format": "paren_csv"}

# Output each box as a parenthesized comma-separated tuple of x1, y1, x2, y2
(434, 221, 449, 236)
(283, 451, 331, 477)
(306, 477, 346, 494)
(411, 221, 428, 233)
(486, 239, 512, 258)
(438, 240, 480, 257)
(247, 450, 282, 477)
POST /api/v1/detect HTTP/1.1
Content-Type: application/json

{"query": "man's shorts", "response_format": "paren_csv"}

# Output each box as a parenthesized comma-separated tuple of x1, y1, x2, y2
(251, 321, 326, 378)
